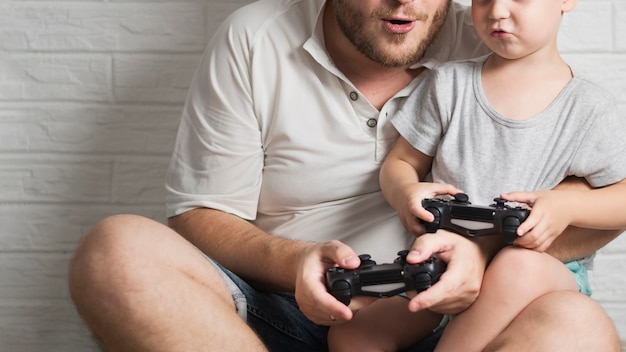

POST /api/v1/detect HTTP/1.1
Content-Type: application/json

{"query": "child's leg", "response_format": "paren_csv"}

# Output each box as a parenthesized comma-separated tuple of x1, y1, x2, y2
(434, 247, 578, 352)
(328, 296, 443, 352)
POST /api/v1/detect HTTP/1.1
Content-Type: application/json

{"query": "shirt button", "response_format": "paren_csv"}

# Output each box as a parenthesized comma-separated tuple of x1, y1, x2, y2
(349, 91, 359, 101)
(367, 118, 377, 128)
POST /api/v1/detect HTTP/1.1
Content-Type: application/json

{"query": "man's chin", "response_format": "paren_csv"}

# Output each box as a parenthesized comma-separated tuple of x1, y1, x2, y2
(368, 32, 432, 66)
(366, 47, 425, 67)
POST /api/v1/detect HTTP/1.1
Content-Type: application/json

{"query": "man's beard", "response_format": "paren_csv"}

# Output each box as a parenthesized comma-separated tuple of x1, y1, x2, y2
(333, 0, 450, 67)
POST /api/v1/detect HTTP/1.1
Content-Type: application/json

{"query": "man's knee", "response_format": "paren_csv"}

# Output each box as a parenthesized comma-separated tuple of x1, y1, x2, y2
(68, 215, 165, 307)
(68, 214, 234, 310)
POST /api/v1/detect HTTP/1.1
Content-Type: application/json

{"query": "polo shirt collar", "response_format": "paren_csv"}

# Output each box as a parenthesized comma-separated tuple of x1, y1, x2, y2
(302, 2, 348, 82)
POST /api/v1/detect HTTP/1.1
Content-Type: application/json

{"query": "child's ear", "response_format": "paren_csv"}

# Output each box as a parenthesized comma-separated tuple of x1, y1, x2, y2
(562, 0, 578, 13)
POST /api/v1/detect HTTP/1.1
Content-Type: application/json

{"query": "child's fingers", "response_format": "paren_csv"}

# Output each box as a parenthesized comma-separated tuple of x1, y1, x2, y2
(500, 191, 536, 205)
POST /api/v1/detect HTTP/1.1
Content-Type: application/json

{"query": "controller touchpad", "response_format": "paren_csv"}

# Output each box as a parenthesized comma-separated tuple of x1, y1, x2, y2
(450, 219, 495, 230)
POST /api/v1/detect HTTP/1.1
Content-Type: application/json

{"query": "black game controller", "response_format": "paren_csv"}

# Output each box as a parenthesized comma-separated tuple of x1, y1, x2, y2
(421, 193, 530, 244)
(325, 251, 446, 305)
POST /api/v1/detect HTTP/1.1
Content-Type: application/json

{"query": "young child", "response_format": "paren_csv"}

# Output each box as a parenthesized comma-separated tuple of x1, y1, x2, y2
(327, 0, 626, 351)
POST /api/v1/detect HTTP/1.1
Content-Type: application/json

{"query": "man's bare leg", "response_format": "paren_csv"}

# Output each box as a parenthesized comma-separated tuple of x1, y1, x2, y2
(68, 214, 268, 352)
(485, 290, 620, 352)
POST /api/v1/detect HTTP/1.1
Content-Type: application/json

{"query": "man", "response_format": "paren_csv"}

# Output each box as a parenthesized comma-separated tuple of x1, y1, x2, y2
(68, 1, 621, 351)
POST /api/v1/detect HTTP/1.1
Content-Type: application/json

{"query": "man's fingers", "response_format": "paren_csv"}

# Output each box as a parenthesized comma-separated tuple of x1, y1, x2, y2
(407, 232, 454, 263)
(317, 240, 359, 268)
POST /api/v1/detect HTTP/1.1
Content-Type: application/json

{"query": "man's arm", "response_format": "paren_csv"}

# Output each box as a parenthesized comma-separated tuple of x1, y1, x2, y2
(546, 226, 622, 263)
(168, 208, 309, 292)
(169, 208, 364, 324)
(546, 177, 624, 262)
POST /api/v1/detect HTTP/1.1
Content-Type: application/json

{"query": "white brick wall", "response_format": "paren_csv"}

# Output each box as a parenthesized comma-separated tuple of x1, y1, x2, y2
(0, 0, 623, 350)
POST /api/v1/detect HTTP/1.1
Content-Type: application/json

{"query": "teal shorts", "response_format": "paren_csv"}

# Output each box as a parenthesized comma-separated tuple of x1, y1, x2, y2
(565, 260, 592, 296)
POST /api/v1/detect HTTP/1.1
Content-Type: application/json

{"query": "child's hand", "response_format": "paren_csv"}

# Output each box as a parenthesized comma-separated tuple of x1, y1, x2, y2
(499, 190, 572, 252)
(396, 182, 462, 235)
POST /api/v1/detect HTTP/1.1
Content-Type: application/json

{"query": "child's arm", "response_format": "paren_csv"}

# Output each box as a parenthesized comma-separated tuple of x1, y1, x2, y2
(500, 178, 626, 250)
(380, 136, 461, 235)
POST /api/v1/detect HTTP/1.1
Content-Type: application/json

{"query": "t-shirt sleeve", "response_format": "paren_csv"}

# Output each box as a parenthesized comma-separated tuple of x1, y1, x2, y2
(165, 13, 264, 219)
(391, 68, 448, 157)
(569, 96, 626, 187)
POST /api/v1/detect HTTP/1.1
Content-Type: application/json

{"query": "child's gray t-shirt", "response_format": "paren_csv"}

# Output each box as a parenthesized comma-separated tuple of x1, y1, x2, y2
(392, 55, 626, 207)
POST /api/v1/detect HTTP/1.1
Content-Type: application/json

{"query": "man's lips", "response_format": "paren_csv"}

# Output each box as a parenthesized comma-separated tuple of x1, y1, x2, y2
(384, 18, 415, 34)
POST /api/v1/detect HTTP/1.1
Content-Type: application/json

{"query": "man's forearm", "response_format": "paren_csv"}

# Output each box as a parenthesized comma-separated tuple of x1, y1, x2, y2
(168, 208, 310, 292)
(546, 227, 623, 262)
(547, 176, 624, 261)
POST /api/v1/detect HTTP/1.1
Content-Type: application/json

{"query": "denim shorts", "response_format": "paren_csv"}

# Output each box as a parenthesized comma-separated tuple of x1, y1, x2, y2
(207, 257, 443, 352)
(565, 260, 592, 296)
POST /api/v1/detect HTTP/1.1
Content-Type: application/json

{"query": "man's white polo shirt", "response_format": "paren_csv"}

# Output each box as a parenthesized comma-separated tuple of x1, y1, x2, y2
(166, 0, 487, 260)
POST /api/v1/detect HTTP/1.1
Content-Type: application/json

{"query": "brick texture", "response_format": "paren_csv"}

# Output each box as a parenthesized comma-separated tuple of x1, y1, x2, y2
(0, 0, 624, 350)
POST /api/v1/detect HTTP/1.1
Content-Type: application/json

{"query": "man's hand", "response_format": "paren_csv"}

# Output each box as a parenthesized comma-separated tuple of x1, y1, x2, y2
(294, 240, 374, 326)
(404, 232, 485, 315)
